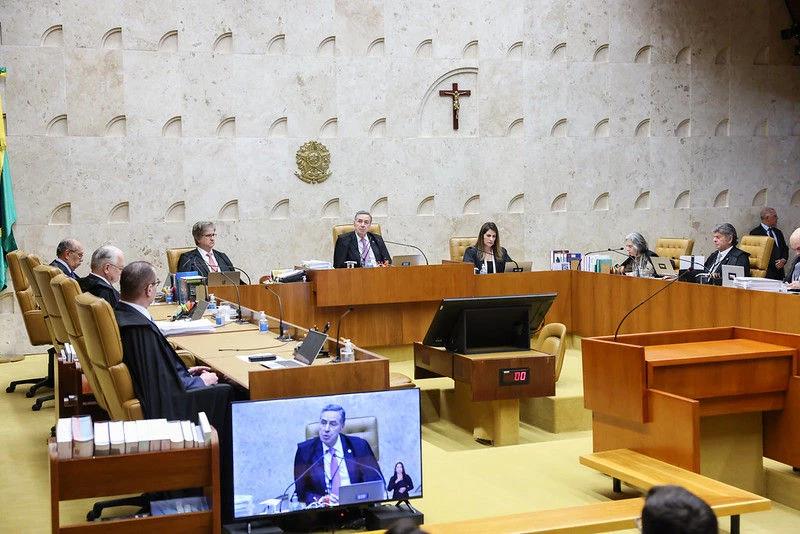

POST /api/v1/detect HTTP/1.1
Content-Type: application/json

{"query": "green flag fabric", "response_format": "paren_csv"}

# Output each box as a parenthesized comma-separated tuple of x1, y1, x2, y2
(0, 67, 19, 291)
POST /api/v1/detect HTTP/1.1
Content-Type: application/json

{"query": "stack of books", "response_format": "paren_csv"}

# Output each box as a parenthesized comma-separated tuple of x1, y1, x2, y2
(54, 412, 213, 460)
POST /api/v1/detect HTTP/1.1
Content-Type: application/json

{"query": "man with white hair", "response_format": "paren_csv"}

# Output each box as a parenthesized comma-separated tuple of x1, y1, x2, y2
(78, 245, 124, 307)
(750, 207, 788, 280)
(785, 228, 800, 289)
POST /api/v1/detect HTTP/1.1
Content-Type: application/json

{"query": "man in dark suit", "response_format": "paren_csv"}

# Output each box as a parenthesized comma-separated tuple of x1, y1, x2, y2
(176, 221, 235, 276)
(786, 228, 800, 288)
(50, 238, 84, 279)
(749, 207, 789, 280)
(293, 404, 382, 506)
(115, 260, 231, 430)
(79, 245, 124, 307)
(333, 211, 392, 268)
(703, 223, 750, 285)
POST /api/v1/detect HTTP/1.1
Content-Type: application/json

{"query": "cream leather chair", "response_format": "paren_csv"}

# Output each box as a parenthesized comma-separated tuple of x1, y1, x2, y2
(449, 237, 476, 261)
(166, 247, 196, 273)
(51, 274, 109, 415)
(533, 323, 567, 382)
(331, 224, 382, 245)
(655, 238, 694, 268)
(5, 251, 53, 394)
(739, 235, 774, 278)
(305, 416, 379, 460)
(74, 292, 143, 421)
(20, 255, 58, 408)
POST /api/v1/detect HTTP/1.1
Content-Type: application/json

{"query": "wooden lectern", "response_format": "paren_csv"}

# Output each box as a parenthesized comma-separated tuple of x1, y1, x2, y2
(583, 327, 800, 492)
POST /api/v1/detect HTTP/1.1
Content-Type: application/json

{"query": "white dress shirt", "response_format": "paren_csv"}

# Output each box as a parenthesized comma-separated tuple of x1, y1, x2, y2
(197, 248, 219, 271)
(709, 246, 731, 273)
(119, 300, 154, 322)
(323, 435, 351, 491)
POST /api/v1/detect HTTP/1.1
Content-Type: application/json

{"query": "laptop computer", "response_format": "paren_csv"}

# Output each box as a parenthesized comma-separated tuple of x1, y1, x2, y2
(651, 257, 677, 277)
(337, 480, 386, 505)
(393, 254, 424, 267)
(207, 271, 241, 286)
(262, 329, 328, 369)
(189, 299, 208, 320)
(721, 265, 745, 287)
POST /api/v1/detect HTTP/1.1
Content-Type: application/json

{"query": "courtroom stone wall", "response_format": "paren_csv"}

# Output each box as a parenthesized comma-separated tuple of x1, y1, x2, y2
(1, 0, 799, 354)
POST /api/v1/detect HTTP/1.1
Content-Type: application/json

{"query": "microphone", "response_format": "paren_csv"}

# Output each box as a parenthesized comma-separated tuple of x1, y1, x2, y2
(584, 247, 627, 257)
(264, 284, 292, 341)
(334, 307, 354, 359)
(613, 268, 695, 340)
(230, 265, 252, 285)
(382, 239, 429, 265)
(506, 257, 523, 272)
(276, 453, 327, 510)
(218, 270, 246, 323)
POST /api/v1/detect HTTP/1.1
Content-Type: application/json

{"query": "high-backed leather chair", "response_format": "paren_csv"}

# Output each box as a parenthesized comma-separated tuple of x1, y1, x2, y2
(305, 416, 379, 460)
(449, 237, 476, 261)
(331, 224, 382, 245)
(74, 292, 143, 421)
(166, 246, 196, 273)
(739, 235, 774, 278)
(51, 274, 109, 415)
(5, 251, 53, 394)
(533, 323, 567, 382)
(655, 238, 694, 268)
(18, 254, 57, 408)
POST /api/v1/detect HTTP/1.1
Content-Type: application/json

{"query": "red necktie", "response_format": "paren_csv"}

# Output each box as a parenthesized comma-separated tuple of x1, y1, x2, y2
(328, 448, 341, 496)
(207, 252, 219, 272)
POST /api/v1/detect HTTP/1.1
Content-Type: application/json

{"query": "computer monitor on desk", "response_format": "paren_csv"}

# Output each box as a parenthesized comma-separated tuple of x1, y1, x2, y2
(227, 389, 422, 529)
(423, 293, 557, 354)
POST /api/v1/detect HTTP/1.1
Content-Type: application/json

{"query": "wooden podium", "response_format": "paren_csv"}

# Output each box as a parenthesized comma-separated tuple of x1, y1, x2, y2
(582, 327, 800, 492)
(414, 342, 554, 445)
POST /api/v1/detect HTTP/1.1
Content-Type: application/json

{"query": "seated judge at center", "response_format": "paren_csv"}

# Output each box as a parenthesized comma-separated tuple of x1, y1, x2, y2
(333, 210, 392, 268)
(177, 221, 235, 276)
(611, 232, 658, 277)
(703, 223, 750, 285)
(115, 261, 231, 428)
(463, 222, 514, 273)
(79, 245, 124, 307)
(293, 404, 383, 506)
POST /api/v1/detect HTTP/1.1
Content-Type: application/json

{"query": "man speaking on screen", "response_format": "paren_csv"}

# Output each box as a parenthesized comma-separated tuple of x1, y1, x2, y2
(293, 404, 383, 506)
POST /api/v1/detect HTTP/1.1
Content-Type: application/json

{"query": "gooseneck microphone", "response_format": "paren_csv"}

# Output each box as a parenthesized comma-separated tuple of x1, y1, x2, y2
(382, 239, 430, 265)
(346, 455, 388, 500)
(613, 269, 694, 341)
(264, 284, 292, 341)
(585, 247, 628, 257)
(335, 307, 354, 359)
(230, 265, 252, 285)
(276, 454, 327, 511)
(218, 270, 246, 323)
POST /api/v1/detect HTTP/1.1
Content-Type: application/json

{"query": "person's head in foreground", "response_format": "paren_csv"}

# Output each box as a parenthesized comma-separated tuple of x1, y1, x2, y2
(640, 485, 717, 534)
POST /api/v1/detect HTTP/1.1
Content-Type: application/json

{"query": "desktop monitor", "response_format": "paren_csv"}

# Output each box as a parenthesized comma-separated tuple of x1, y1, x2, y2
(228, 389, 422, 526)
(423, 293, 557, 354)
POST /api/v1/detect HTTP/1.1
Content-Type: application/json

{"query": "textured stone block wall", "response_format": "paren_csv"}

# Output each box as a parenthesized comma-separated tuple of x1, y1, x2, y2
(1, 0, 799, 353)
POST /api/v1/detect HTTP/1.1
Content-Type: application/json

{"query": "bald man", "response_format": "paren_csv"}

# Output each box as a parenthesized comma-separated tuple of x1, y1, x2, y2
(51, 238, 84, 279)
(785, 228, 800, 289)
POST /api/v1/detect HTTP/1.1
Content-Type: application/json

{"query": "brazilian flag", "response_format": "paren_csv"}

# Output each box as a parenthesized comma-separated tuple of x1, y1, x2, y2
(0, 66, 18, 291)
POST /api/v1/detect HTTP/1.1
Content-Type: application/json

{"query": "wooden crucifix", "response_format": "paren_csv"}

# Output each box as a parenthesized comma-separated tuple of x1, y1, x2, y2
(439, 82, 471, 130)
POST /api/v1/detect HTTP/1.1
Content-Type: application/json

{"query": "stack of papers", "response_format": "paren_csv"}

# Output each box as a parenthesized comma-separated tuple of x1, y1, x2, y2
(733, 277, 785, 292)
(156, 318, 216, 337)
(301, 260, 332, 270)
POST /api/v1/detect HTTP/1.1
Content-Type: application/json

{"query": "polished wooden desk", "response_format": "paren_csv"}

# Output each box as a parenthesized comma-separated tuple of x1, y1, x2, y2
(413, 342, 555, 445)
(212, 269, 800, 347)
(582, 327, 800, 491)
(171, 323, 390, 400)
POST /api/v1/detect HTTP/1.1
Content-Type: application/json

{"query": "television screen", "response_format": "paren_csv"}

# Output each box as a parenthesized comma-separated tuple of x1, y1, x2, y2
(230, 389, 422, 520)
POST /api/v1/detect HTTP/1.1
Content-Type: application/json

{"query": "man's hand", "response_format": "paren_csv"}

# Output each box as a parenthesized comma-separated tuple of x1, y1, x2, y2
(789, 281, 800, 290)
(188, 366, 212, 375)
(316, 494, 339, 506)
(776, 259, 787, 269)
(199, 371, 219, 385)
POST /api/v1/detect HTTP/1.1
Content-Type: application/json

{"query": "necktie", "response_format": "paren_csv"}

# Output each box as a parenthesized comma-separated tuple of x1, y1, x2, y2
(767, 228, 775, 240)
(207, 252, 219, 272)
(710, 254, 724, 274)
(328, 448, 341, 496)
(360, 237, 370, 264)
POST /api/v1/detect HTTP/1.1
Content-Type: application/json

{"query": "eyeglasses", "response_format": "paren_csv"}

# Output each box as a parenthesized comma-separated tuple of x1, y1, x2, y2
(202, 233, 217, 238)
(68, 249, 84, 259)
(105, 263, 124, 271)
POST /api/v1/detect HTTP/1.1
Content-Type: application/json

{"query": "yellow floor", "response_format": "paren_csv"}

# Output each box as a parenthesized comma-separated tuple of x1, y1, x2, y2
(2, 353, 800, 533)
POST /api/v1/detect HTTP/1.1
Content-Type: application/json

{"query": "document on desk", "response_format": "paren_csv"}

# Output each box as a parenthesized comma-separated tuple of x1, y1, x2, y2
(156, 318, 216, 337)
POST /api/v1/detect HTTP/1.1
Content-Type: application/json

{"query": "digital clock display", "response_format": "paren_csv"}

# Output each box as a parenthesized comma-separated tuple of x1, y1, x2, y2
(499, 367, 530, 386)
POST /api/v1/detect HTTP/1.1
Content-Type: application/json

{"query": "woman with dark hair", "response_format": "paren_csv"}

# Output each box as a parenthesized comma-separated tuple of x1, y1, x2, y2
(386, 461, 414, 500)
(462, 222, 514, 273)
(611, 232, 658, 277)
(702, 223, 750, 285)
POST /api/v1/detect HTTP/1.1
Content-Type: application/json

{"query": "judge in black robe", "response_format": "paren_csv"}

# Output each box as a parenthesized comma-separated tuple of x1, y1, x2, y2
(176, 221, 236, 277)
(80, 274, 121, 307)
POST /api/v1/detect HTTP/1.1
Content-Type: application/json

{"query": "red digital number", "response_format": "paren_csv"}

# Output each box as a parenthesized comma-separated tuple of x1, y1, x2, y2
(520, 371, 527, 381)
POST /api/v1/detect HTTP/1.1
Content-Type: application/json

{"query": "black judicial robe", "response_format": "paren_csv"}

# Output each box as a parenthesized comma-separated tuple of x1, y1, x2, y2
(115, 302, 231, 431)
(176, 248, 235, 277)
(749, 225, 789, 280)
(333, 231, 392, 268)
(79, 274, 120, 308)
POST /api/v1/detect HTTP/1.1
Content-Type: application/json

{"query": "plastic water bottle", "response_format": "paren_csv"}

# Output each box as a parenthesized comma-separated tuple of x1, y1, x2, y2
(215, 307, 224, 326)
(340, 339, 354, 363)
(208, 294, 217, 310)
(259, 312, 268, 333)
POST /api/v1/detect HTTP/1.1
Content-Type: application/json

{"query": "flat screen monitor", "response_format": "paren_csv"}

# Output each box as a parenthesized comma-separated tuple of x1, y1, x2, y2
(423, 293, 557, 354)
(229, 389, 422, 523)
